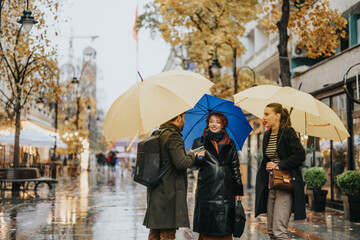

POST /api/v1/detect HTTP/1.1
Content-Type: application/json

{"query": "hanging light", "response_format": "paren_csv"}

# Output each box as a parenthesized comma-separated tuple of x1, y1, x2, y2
(17, 10, 38, 33)
(64, 117, 69, 125)
(210, 58, 222, 78)
(36, 97, 45, 110)
(71, 77, 80, 87)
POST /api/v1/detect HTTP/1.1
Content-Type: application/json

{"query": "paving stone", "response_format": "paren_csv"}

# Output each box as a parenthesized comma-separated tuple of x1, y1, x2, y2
(0, 165, 360, 239)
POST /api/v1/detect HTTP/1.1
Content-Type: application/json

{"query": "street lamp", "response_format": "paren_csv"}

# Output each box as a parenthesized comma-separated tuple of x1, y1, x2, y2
(86, 105, 91, 171)
(64, 116, 69, 125)
(209, 45, 240, 93)
(210, 46, 256, 94)
(238, 66, 256, 87)
(71, 77, 81, 164)
(209, 58, 222, 79)
(36, 97, 45, 110)
(17, 1, 38, 33)
(51, 64, 76, 179)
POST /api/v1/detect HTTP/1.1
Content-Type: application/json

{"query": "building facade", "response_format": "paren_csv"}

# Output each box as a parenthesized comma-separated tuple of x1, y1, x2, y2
(241, 0, 360, 207)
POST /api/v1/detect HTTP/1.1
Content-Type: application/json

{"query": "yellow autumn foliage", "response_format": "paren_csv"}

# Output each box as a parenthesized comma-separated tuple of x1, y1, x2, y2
(155, 0, 258, 72)
(0, 0, 61, 115)
(258, 0, 347, 59)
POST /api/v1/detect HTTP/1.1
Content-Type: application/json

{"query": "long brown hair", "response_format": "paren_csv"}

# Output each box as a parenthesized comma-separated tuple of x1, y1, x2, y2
(266, 103, 291, 129)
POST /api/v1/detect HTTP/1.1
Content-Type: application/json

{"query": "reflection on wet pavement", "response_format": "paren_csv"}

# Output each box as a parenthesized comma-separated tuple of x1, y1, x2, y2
(0, 166, 360, 239)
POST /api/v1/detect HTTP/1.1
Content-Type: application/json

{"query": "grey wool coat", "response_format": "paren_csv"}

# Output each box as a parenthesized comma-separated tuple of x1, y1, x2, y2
(143, 123, 196, 229)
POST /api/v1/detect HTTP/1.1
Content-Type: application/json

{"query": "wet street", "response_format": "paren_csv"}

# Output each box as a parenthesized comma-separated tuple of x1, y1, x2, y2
(1, 165, 360, 240)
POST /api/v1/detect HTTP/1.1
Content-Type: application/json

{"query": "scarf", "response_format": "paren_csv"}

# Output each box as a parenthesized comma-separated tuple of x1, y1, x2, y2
(203, 128, 230, 154)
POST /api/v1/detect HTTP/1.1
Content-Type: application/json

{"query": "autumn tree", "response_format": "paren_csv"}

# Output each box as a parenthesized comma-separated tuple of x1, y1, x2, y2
(258, 0, 347, 86)
(57, 62, 97, 159)
(0, 0, 60, 168)
(212, 71, 273, 99)
(137, 0, 260, 97)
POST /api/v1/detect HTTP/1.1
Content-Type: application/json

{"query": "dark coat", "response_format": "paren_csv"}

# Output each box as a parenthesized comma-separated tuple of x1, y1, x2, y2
(143, 123, 195, 229)
(192, 136, 243, 236)
(255, 127, 306, 220)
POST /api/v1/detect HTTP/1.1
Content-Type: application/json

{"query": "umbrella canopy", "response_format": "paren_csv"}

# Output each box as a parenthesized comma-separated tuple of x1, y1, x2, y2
(103, 70, 214, 141)
(0, 129, 67, 148)
(182, 94, 253, 150)
(233, 85, 350, 142)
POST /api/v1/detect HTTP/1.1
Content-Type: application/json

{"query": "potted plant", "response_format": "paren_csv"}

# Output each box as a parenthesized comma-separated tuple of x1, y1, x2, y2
(303, 167, 328, 212)
(336, 171, 360, 222)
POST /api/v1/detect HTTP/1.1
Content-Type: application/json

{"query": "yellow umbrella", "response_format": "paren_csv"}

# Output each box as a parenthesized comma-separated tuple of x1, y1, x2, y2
(103, 70, 214, 141)
(233, 85, 350, 142)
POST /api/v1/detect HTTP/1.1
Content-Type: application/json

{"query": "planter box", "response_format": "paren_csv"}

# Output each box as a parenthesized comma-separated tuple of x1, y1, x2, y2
(306, 189, 328, 212)
(342, 195, 360, 222)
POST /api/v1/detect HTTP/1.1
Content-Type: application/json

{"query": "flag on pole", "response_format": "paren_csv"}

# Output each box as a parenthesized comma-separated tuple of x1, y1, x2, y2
(133, 6, 138, 42)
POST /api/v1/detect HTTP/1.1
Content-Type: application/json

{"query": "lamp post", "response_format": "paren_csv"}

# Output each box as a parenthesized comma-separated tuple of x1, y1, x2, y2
(52, 64, 76, 179)
(86, 105, 91, 171)
(69, 76, 81, 165)
(36, 97, 45, 110)
(209, 46, 256, 94)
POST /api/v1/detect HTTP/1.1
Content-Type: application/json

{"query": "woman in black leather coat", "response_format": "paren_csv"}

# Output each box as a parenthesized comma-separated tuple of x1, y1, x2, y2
(192, 112, 243, 240)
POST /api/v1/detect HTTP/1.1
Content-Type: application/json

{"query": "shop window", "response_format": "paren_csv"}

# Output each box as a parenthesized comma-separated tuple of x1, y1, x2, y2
(353, 118, 360, 171)
(318, 96, 348, 201)
(332, 94, 348, 201)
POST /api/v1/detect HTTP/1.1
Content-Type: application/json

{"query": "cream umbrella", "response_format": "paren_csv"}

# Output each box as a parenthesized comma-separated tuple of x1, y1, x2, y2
(103, 70, 214, 141)
(233, 85, 350, 142)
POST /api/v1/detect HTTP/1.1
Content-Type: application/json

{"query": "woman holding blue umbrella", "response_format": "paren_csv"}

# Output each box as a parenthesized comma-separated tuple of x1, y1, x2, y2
(192, 111, 244, 240)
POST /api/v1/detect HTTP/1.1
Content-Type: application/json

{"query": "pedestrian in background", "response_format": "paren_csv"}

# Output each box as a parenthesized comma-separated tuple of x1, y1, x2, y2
(109, 152, 116, 172)
(255, 103, 306, 240)
(143, 113, 204, 240)
(96, 152, 105, 171)
(191, 112, 243, 240)
(119, 156, 128, 177)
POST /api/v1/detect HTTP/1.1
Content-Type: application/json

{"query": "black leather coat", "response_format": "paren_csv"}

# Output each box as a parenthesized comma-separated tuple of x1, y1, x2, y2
(192, 136, 243, 236)
(255, 127, 306, 220)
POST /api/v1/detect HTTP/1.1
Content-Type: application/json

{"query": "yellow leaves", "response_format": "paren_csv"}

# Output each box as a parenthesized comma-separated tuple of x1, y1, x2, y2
(156, 0, 257, 74)
(259, 0, 347, 59)
(0, 0, 60, 115)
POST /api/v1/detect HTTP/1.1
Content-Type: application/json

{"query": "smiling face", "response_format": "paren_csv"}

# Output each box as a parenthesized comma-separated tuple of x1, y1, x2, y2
(208, 115, 223, 133)
(263, 107, 280, 128)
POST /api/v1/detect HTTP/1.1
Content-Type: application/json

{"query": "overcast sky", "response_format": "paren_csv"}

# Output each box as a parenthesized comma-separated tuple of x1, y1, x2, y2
(55, 0, 170, 112)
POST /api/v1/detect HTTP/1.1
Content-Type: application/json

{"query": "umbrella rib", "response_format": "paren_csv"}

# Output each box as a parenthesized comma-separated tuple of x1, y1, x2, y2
(212, 102, 229, 111)
(183, 114, 208, 141)
(196, 103, 211, 113)
(305, 112, 307, 135)
(334, 126, 341, 142)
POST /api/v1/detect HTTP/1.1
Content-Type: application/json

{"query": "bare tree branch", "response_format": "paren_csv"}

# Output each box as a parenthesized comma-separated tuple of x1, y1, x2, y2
(0, 88, 14, 107)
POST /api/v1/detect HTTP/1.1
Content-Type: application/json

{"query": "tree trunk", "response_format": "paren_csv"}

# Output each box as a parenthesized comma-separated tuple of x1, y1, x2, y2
(12, 104, 21, 191)
(277, 0, 291, 87)
(13, 105, 21, 168)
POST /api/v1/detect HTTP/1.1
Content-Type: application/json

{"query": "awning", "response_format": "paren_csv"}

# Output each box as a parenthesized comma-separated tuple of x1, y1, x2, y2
(0, 129, 67, 148)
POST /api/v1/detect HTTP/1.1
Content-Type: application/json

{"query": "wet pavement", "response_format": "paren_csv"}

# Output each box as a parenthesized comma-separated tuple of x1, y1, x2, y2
(0, 165, 360, 240)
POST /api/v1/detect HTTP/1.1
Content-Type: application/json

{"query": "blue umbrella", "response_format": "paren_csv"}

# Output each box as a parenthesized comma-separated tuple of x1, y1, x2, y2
(182, 94, 253, 150)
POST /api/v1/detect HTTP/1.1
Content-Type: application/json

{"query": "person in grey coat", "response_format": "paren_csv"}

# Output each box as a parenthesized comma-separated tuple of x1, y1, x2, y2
(143, 113, 204, 240)
(255, 103, 306, 240)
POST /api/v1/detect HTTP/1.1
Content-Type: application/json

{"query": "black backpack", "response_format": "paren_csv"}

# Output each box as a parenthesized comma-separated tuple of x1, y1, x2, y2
(134, 129, 172, 188)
